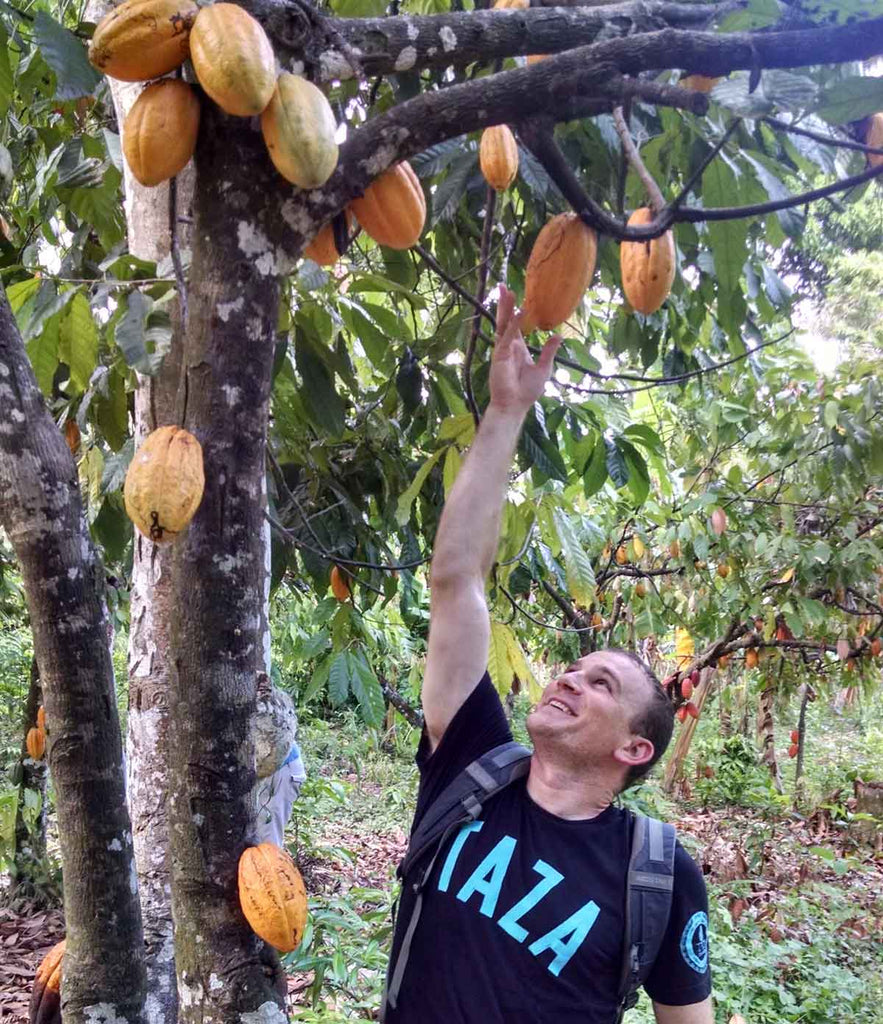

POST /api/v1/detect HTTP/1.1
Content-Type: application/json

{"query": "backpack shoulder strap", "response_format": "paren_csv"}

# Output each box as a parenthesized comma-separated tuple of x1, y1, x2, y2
(381, 740, 531, 1019)
(616, 814, 677, 1022)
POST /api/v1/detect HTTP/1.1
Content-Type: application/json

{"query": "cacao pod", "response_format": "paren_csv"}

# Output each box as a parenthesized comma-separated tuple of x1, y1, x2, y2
(88, 0, 198, 82)
(261, 73, 339, 189)
(124, 426, 205, 543)
(681, 74, 721, 93)
(871, 637, 882, 657)
(591, 612, 603, 628)
(632, 536, 645, 559)
(836, 638, 850, 661)
(37, 705, 46, 730)
(788, 743, 798, 759)
(745, 649, 759, 669)
(493, 0, 529, 7)
(681, 678, 693, 700)
(30, 939, 64, 1024)
(190, 3, 276, 117)
(526, 54, 549, 65)
(685, 701, 700, 720)
(717, 563, 730, 578)
(669, 539, 680, 558)
(690, 669, 701, 687)
(717, 654, 729, 668)
(619, 207, 676, 315)
(330, 565, 351, 601)
(123, 79, 200, 188)
(479, 125, 518, 191)
(238, 842, 308, 952)
(521, 212, 597, 332)
(866, 113, 883, 168)
(790, 729, 799, 743)
(711, 507, 728, 537)
(26, 727, 46, 761)
(350, 161, 426, 250)
(304, 210, 354, 266)
(614, 545, 628, 565)
(676, 706, 688, 723)
(64, 419, 80, 455)
(634, 582, 646, 599)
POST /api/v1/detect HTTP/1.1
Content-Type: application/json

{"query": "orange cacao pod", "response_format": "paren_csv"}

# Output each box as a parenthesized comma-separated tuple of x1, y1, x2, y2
(620, 207, 676, 315)
(29, 939, 64, 1024)
(521, 212, 597, 332)
(717, 654, 729, 668)
(526, 54, 549, 65)
(745, 649, 759, 669)
(681, 74, 721, 93)
(64, 419, 80, 455)
(261, 73, 339, 189)
(350, 162, 426, 250)
(27, 727, 46, 761)
(685, 701, 700, 720)
(866, 113, 883, 168)
(37, 705, 46, 730)
(304, 210, 354, 265)
(480, 125, 518, 191)
(493, 0, 529, 7)
(790, 729, 799, 743)
(88, 0, 197, 82)
(123, 80, 200, 187)
(238, 843, 308, 952)
(788, 743, 798, 759)
(330, 565, 351, 601)
(871, 637, 882, 656)
(614, 545, 628, 565)
(190, 3, 276, 117)
(676, 706, 688, 723)
(124, 426, 204, 544)
(681, 678, 693, 700)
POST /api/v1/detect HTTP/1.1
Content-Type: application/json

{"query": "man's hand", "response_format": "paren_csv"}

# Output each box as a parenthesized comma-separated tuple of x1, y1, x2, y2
(489, 285, 561, 417)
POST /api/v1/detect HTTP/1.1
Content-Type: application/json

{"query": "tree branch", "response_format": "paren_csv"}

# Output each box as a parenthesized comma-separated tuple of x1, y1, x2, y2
(613, 106, 666, 211)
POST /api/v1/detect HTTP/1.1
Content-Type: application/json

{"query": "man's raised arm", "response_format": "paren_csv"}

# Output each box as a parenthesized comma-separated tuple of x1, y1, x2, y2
(422, 286, 560, 750)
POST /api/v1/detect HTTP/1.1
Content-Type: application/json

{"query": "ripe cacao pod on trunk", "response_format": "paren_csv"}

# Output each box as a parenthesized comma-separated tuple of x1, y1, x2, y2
(304, 210, 354, 265)
(190, 3, 276, 117)
(681, 74, 721, 93)
(124, 426, 204, 543)
(620, 207, 676, 314)
(261, 73, 339, 189)
(26, 728, 46, 760)
(521, 212, 597, 332)
(866, 113, 883, 168)
(29, 939, 64, 1024)
(238, 842, 308, 952)
(37, 705, 46, 730)
(123, 79, 200, 187)
(480, 125, 519, 192)
(350, 162, 426, 250)
(88, 0, 198, 82)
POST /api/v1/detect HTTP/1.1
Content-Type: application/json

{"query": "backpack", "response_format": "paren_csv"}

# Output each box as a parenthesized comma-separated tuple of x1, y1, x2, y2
(380, 741, 676, 1023)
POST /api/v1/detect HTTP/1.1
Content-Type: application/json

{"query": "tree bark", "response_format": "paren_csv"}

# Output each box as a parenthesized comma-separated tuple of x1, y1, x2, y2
(756, 682, 784, 795)
(12, 657, 50, 905)
(0, 287, 146, 1024)
(167, 109, 286, 1022)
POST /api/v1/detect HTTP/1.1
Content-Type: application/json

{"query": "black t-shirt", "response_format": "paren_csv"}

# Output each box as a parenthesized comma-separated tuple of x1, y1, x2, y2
(386, 674, 711, 1024)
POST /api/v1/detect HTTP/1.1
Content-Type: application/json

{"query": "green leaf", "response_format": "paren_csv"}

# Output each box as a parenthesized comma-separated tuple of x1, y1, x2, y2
(488, 621, 514, 697)
(395, 447, 446, 526)
(619, 439, 651, 506)
(703, 160, 748, 298)
(718, 0, 782, 31)
(553, 508, 595, 605)
(6, 278, 41, 314)
(520, 412, 568, 483)
(501, 626, 542, 704)
(432, 153, 478, 225)
(304, 657, 333, 705)
(114, 292, 151, 373)
(583, 435, 608, 497)
(816, 77, 883, 125)
(95, 371, 129, 452)
(330, 0, 386, 15)
(605, 437, 629, 488)
(33, 12, 100, 100)
(327, 652, 351, 706)
(824, 401, 839, 429)
(294, 328, 346, 437)
(0, 32, 12, 119)
(60, 293, 98, 392)
(26, 316, 60, 396)
(349, 648, 385, 728)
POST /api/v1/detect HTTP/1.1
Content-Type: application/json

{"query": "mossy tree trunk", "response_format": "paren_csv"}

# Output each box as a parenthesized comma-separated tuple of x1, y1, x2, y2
(0, 288, 146, 1024)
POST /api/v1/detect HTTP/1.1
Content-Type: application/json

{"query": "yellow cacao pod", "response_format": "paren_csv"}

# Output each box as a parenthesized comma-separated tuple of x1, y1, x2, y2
(37, 705, 46, 730)
(30, 938, 65, 1024)
(866, 112, 883, 168)
(88, 0, 197, 82)
(27, 727, 46, 760)
(681, 74, 720, 93)
(190, 3, 276, 117)
(493, 0, 529, 7)
(261, 73, 339, 189)
(521, 212, 597, 332)
(480, 125, 518, 192)
(123, 426, 205, 544)
(620, 207, 676, 315)
(123, 79, 200, 187)
(238, 842, 308, 952)
(350, 162, 426, 250)
(304, 210, 354, 265)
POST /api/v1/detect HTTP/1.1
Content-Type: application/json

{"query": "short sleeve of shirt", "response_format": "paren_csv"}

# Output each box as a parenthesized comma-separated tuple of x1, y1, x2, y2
(411, 672, 513, 833)
(643, 841, 712, 1006)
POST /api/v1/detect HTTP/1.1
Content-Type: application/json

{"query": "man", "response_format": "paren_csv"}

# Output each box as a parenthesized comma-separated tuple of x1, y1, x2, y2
(384, 287, 712, 1023)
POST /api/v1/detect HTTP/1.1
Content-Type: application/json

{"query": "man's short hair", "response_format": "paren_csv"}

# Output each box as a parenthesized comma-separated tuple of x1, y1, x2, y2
(608, 649, 675, 791)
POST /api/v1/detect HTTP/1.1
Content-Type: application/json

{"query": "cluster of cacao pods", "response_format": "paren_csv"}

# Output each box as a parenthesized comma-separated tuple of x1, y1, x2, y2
(788, 729, 799, 758)
(89, 0, 339, 192)
(123, 425, 205, 543)
(238, 842, 308, 952)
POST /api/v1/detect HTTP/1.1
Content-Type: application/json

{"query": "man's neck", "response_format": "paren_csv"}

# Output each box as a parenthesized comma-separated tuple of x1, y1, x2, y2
(525, 751, 619, 821)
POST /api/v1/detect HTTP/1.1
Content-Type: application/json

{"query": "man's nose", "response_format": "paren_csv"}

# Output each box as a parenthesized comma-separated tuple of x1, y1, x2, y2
(558, 675, 579, 693)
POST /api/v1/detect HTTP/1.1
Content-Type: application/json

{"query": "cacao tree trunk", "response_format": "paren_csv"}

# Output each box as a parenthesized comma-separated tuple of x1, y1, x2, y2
(0, 287, 146, 1024)
(166, 109, 289, 1021)
(756, 681, 784, 795)
(793, 681, 811, 808)
(663, 667, 714, 793)
(12, 657, 50, 905)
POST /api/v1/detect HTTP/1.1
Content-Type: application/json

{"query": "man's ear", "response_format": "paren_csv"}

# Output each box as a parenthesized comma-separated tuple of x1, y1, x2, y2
(613, 736, 654, 769)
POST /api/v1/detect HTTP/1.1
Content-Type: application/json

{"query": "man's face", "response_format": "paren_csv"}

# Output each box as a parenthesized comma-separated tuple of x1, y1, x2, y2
(526, 650, 652, 769)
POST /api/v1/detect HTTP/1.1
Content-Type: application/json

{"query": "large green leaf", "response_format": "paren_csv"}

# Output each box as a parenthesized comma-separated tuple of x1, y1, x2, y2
(816, 77, 883, 125)
(553, 508, 595, 605)
(327, 651, 352, 706)
(60, 292, 98, 392)
(718, 0, 782, 32)
(115, 292, 152, 373)
(488, 621, 514, 697)
(26, 315, 60, 396)
(703, 159, 748, 300)
(294, 328, 346, 437)
(349, 648, 385, 728)
(33, 12, 100, 100)
(395, 447, 446, 526)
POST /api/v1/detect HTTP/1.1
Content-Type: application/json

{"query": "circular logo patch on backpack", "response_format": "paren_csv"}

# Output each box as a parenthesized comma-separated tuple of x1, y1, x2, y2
(679, 911, 708, 973)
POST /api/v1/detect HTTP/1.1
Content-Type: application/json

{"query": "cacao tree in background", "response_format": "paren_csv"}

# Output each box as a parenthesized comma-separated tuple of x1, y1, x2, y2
(2, 0, 883, 1021)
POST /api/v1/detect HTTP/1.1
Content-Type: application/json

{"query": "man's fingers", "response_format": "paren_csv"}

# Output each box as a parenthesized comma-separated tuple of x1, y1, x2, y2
(495, 285, 514, 336)
(536, 334, 562, 377)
